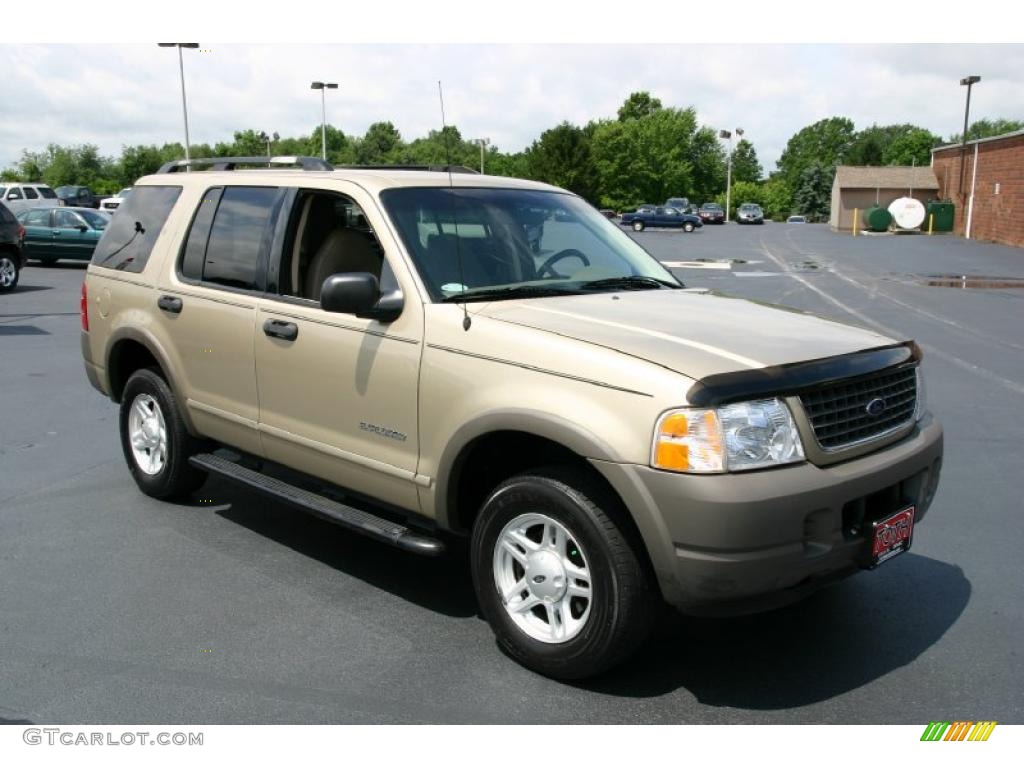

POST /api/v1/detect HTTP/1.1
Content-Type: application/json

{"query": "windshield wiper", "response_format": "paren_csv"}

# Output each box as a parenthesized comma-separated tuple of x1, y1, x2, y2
(580, 275, 682, 291)
(440, 285, 578, 303)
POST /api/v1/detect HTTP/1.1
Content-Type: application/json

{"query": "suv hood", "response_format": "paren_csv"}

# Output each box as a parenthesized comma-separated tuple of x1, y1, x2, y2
(477, 289, 897, 382)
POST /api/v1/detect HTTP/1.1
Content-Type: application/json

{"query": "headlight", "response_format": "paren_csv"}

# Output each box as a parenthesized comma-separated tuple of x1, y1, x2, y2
(652, 398, 804, 473)
(914, 366, 927, 421)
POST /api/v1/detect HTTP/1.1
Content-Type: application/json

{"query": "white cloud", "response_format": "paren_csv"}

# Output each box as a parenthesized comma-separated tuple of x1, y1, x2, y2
(1, 43, 1022, 177)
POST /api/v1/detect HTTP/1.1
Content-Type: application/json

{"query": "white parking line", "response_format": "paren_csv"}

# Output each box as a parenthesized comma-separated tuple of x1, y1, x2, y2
(661, 261, 732, 270)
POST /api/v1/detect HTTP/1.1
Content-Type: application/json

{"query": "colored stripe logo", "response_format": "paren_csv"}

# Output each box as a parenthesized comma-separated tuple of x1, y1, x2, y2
(921, 721, 997, 741)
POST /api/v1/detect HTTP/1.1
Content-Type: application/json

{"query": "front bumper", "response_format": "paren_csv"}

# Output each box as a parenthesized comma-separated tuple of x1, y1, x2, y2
(592, 414, 943, 613)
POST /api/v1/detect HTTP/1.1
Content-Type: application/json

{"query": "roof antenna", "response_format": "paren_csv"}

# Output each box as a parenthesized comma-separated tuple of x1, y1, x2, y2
(438, 80, 471, 331)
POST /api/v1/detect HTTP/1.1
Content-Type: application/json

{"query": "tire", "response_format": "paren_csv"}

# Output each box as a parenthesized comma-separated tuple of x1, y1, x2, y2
(632, 221, 645, 232)
(471, 466, 655, 680)
(0, 253, 19, 293)
(119, 368, 207, 499)
(683, 222, 695, 233)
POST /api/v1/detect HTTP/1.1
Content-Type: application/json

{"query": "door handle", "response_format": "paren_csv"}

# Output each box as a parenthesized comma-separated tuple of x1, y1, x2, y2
(157, 295, 183, 314)
(263, 319, 298, 341)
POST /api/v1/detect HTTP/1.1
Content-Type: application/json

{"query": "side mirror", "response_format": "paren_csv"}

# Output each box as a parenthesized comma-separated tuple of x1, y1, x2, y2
(78, 225, 88, 232)
(320, 272, 403, 322)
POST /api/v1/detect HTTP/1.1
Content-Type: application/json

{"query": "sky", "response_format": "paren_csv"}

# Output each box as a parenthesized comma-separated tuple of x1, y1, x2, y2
(2, 40, 1023, 175)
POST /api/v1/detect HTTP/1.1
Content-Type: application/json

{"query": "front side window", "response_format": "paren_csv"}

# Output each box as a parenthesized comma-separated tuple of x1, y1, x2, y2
(79, 210, 109, 230)
(55, 209, 85, 229)
(91, 185, 182, 272)
(380, 187, 680, 302)
(6, 188, 22, 200)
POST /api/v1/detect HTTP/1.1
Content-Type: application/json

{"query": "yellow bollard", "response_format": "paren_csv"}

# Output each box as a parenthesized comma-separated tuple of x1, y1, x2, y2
(928, 213, 934, 235)
(853, 208, 858, 237)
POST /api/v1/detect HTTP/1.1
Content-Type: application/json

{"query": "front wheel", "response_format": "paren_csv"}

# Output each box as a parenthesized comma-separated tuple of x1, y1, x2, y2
(471, 467, 655, 680)
(632, 221, 645, 232)
(0, 253, 19, 292)
(683, 222, 695, 233)
(119, 368, 207, 499)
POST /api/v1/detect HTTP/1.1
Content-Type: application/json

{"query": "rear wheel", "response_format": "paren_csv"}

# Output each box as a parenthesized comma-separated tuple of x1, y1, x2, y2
(632, 221, 645, 232)
(471, 467, 655, 680)
(119, 368, 207, 499)
(0, 253, 19, 292)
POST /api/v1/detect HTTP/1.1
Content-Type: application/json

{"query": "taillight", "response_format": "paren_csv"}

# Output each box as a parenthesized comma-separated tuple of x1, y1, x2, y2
(80, 282, 89, 331)
(17, 224, 25, 241)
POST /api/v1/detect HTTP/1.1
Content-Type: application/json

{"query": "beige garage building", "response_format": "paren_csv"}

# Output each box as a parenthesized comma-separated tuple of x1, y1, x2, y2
(829, 166, 940, 231)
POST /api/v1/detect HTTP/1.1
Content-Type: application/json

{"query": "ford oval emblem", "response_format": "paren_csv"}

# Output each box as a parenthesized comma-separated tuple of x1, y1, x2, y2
(865, 397, 887, 417)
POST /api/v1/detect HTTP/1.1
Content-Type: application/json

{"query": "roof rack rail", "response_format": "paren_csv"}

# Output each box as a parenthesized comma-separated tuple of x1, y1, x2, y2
(156, 156, 334, 174)
(333, 164, 480, 174)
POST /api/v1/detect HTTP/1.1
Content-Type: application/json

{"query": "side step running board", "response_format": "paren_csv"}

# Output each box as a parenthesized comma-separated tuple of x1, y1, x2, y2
(189, 453, 445, 556)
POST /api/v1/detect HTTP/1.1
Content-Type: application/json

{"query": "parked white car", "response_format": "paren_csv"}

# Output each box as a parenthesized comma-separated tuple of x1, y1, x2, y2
(0, 183, 60, 215)
(99, 187, 132, 214)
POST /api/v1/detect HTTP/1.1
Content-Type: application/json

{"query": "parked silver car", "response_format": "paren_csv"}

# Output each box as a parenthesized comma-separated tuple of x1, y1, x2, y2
(0, 183, 60, 216)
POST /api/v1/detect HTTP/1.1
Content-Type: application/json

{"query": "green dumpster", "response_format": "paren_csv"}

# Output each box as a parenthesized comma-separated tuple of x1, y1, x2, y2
(864, 206, 892, 232)
(926, 201, 955, 232)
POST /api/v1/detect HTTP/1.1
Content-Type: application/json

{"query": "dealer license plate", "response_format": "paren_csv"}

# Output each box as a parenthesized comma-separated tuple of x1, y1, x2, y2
(869, 506, 915, 567)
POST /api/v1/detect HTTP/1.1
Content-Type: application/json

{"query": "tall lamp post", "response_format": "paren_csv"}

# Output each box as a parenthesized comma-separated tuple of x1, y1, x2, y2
(310, 81, 338, 160)
(720, 127, 744, 222)
(958, 75, 981, 196)
(474, 137, 491, 174)
(158, 43, 199, 166)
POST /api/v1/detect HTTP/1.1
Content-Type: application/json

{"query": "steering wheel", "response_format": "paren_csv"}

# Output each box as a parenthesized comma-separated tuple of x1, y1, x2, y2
(537, 248, 591, 279)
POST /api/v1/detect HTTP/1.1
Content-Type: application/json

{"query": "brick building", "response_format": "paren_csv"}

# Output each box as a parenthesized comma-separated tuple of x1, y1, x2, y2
(931, 129, 1024, 248)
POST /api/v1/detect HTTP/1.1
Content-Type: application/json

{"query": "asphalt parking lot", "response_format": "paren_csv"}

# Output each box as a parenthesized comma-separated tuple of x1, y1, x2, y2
(1, 223, 1022, 724)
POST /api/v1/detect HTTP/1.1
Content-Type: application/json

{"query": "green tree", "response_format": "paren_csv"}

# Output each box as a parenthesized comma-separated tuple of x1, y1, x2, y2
(730, 139, 762, 183)
(760, 177, 794, 220)
(776, 117, 855, 190)
(120, 145, 165, 183)
(617, 92, 663, 122)
(793, 163, 832, 221)
(882, 128, 942, 167)
(949, 117, 1024, 143)
(522, 122, 599, 201)
(356, 121, 404, 164)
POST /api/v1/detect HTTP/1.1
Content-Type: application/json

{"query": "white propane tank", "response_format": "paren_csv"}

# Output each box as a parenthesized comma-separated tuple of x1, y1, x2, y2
(887, 197, 926, 230)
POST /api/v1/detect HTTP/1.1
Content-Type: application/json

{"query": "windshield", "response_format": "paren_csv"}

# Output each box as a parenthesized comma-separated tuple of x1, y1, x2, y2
(79, 210, 109, 229)
(380, 187, 680, 302)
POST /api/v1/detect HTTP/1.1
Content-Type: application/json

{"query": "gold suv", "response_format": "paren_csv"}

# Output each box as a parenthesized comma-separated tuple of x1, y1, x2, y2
(81, 157, 943, 679)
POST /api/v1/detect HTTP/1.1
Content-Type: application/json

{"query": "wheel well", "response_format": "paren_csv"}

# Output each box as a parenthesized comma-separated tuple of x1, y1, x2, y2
(107, 340, 163, 402)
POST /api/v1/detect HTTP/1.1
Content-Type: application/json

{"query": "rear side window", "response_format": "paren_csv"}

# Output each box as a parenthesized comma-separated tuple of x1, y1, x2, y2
(91, 185, 182, 272)
(24, 209, 51, 226)
(38, 187, 57, 199)
(24, 187, 39, 200)
(195, 186, 281, 291)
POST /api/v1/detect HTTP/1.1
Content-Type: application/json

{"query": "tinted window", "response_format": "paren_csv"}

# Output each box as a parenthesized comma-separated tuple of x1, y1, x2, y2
(38, 187, 57, 199)
(24, 187, 39, 200)
(179, 187, 224, 281)
(201, 186, 280, 291)
(6, 189, 22, 200)
(79, 210, 109, 230)
(55, 210, 84, 228)
(0, 203, 14, 225)
(24, 209, 51, 226)
(91, 185, 182, 272)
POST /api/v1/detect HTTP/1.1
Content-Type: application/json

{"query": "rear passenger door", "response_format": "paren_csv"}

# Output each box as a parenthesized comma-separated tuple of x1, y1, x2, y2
(158, 184, 288, 457)
(20, 208, 53, 259)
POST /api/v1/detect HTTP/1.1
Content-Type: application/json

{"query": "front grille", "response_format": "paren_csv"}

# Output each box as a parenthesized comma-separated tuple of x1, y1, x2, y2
(800, 366, 917, 450)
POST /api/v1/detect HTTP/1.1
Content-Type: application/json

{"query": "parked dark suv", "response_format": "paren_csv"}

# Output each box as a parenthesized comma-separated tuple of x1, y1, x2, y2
(55, 185, 101, 209)
(0, 201, 26, 292)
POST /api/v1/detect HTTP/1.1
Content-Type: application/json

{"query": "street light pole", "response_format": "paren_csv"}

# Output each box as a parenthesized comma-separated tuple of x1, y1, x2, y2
(158, 43, 199, 167)
(958, 75, 981, 196)
(720, 129, 732, 222)
(475, 137, 491, 174)
(310, 81, 338, 160)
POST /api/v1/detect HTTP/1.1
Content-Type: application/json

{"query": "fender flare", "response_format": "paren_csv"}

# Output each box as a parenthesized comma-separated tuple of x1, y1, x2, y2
(432, 408, 623, 531)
